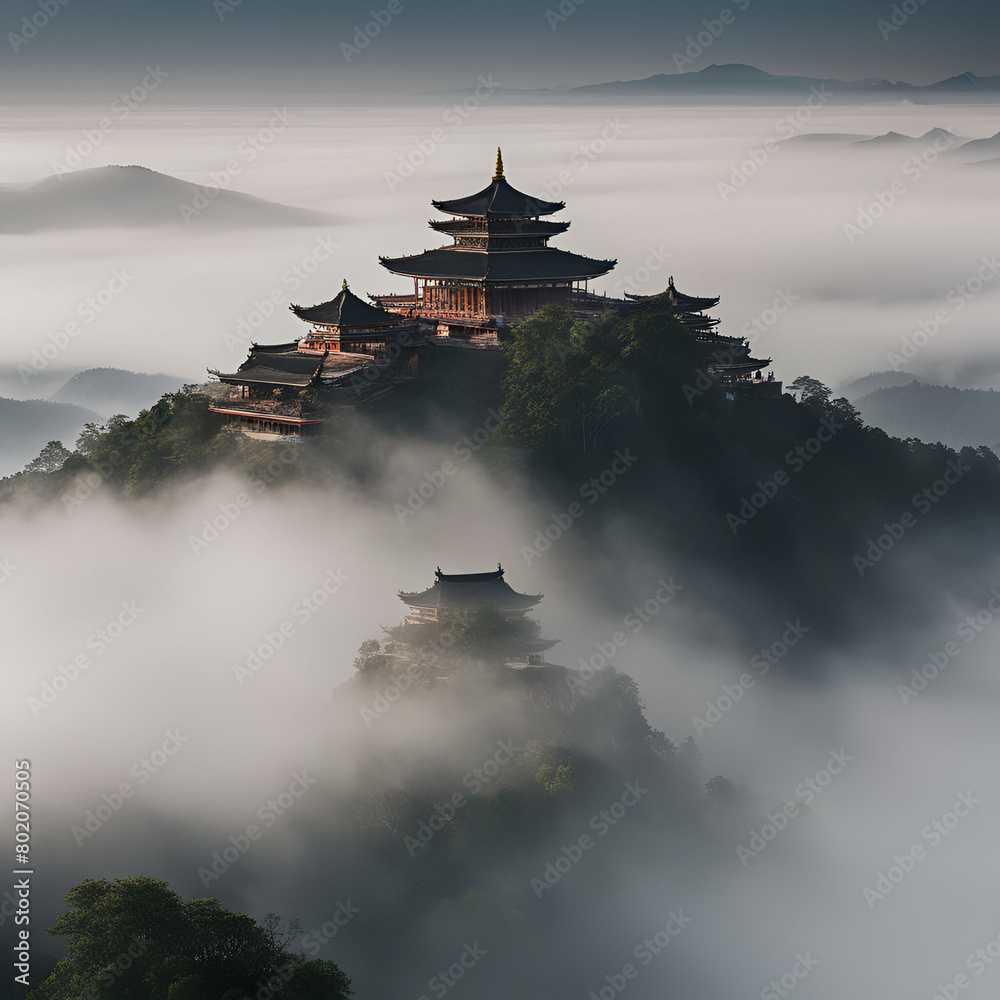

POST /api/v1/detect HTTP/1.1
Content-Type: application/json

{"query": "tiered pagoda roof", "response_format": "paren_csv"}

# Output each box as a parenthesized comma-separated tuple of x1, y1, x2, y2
(292, 280, 401, 330)
(398, 565, 557, 657)
(400, 566, 542, 613)
(380, 149, 615, 285)
(209, 351, 325, 388)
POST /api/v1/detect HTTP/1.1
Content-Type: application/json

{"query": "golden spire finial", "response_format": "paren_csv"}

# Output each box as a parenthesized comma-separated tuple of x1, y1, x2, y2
(493, 147, 504, 181)
(342, 278, 349, 291)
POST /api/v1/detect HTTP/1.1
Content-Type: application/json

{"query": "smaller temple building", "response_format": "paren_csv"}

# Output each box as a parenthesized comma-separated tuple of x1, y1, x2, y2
(291, 279, 421, 362)
(207, 281, 423, 438)
(628, 276, 781, 396)
(396, 565, 558, 662)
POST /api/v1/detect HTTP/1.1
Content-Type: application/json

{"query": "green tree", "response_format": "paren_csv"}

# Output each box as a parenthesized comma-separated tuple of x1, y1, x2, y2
(23, 440, 72, 474)
(30, 877, 352, 1000)
(501, 305, 634, 457)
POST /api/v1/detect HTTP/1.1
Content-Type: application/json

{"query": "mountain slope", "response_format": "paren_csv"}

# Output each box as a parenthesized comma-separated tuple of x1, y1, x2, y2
(855, 382, 1000, 450)
(0, 165, 335, 233)
(0, 397, 100, 476)
(51, 367, 194, 419)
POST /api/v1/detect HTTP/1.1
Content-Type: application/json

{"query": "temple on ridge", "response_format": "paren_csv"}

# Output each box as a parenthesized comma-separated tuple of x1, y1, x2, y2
(628, 276, 781, 395)
(206, 280, 422, 438)
(376, 148, 616, 344)
(205, 154, 781, 439)
(397, 565, 558, 661)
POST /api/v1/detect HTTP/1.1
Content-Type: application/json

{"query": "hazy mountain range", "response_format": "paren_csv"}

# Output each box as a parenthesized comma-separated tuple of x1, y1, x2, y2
(0, 368, 194, 477)
(0, 165, 335, 234)
(842, 372, 1000, 450)
(488, 63, 1000, 102)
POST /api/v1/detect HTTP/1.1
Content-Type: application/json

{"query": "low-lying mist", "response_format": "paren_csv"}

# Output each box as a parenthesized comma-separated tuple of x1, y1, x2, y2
(5, 96, 1000, 998)
(4, 403, 1000, 997)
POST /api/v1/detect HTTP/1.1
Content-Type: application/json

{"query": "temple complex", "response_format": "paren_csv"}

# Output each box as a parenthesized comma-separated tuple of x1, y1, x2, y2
(376, 149, 616, 345)
(396, 565, 558, 661)
(205, 154, 783, 438)
(628, 276, 781, 395)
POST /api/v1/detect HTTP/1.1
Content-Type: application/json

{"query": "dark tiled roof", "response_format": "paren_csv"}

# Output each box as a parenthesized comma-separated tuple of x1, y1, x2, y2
(380, 247, 616, 282)
(428, 218, 571, 236)
(400, 567, 542, 610)
(291, 282, 398, 328)
(248, 341, 300, 353)
(627, 281, 720, 311)
(210, 351, 325, 387)
(432, 177, 565, 218)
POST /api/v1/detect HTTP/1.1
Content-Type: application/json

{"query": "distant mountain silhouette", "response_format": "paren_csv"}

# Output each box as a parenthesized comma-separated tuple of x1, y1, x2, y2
(949, 130, 1000, 163)
(0, 165, 335, 234)
(0, 397, 100, 477)
(855, 382, 1000, 450)
(497, 64, 1000, 103)
(783, 132, 875, 146)
(839, 370, 928, 401)
(852, 127, 963, 147)
(51, 368, 193, 419)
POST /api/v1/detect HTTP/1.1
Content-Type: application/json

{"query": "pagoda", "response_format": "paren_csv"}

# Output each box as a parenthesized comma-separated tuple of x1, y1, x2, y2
(291, 279, 420, 364)
(628, 276, 781, 395)
(376, 149, 616, 344)
(397, 565, 558, 661)
(207, 280, 423, 438)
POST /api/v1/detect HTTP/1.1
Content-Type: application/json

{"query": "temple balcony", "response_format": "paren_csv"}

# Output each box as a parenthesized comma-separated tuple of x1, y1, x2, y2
(209, 390, 323, 419)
